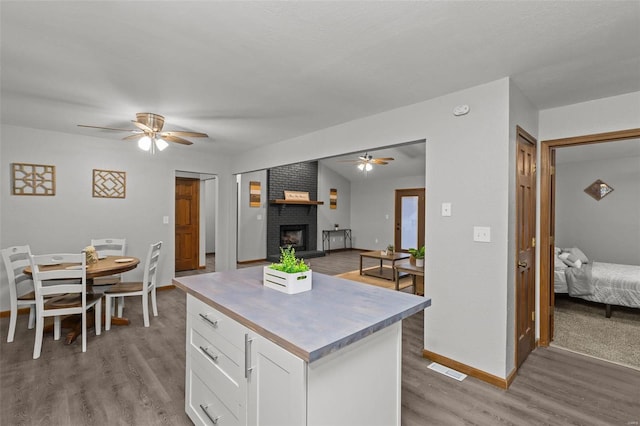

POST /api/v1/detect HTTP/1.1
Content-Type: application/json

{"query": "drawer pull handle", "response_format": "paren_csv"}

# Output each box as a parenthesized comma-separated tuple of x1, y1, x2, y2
(200, 346, 219, 363)
(199, 313, 218, 327)
(199, 404, 221, 424)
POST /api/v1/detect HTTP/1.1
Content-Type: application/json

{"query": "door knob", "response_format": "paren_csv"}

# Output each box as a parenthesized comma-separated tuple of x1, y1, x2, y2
(518, 261, 528, 268)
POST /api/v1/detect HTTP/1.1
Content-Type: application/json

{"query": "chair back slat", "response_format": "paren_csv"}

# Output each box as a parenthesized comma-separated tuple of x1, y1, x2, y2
(30, 253, 87, 301)
(91, 238, 126, 257)
(1, 245, 34, 300)
(143, 242, 162, 290)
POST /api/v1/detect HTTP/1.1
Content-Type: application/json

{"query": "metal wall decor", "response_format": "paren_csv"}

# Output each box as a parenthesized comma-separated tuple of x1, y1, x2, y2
(93, 169, 126, 198)
(584, 179, 614, 201)
(12, 162, 56, 195)
(250, 181, 261, 207)
(330, 188, 337, 209)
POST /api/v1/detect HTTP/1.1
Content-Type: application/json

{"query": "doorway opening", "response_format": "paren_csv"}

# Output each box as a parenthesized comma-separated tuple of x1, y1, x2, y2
(174, 171, 217, 275)
(539, 128, 640, 347)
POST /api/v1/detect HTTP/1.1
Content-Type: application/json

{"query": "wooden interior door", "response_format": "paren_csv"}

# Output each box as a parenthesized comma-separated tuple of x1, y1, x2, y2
(516, 127, 537, 368)
(549, 148, 557, 340)
(175, 177, 200, 272)
(394, 188, 425, 252)
(394, 188, 425, 294)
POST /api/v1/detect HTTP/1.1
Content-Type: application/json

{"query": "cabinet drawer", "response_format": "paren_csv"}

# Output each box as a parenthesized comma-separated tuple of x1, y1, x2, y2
(188, 295, 247, 350)
(187, 365, 240, 426)
(189, 324, 243, 417)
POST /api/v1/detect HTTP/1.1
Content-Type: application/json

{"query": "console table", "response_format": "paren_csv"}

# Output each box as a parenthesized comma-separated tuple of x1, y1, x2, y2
(322, 228, 352, 253)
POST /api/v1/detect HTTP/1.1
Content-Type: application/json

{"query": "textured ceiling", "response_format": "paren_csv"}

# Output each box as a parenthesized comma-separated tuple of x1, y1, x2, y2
(1, 1, 639, 155)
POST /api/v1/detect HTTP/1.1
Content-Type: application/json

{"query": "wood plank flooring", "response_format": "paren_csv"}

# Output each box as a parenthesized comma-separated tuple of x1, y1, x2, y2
(2, 251, 639, 425)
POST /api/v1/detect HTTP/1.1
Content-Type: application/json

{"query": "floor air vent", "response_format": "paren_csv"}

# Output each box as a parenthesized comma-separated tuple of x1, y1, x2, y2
(427, 362, 467, 381)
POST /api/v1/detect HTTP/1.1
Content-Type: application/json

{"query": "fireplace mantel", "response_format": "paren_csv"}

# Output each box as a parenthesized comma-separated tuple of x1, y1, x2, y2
(270, 199, 324, 214)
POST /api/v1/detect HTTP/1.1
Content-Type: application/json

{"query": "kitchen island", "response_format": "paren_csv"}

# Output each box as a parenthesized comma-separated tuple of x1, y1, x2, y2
(173, 266, 431, 426)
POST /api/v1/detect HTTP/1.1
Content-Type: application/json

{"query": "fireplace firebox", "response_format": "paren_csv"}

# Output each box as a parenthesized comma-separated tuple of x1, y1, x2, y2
(280, 225, 307, 251)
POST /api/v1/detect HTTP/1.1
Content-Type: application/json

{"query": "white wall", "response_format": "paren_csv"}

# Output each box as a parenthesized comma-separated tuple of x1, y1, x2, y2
(237, 170, 267, 262)
(555, 155, 640, 265)
(507, 81, 539, 372)
(0, 124, 235, 311)
(350, 175, 424, 251)
(231, 78, 515, 379)
(539, 92, 640, 141)
(317, 163, 351, 251)
(205, 178, 217, 253)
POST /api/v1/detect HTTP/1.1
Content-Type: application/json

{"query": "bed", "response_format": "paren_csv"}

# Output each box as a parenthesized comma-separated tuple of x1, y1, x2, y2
(553, 247, 640, 317)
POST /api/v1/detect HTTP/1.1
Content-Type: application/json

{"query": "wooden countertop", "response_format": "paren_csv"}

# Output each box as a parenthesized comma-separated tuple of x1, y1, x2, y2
(173, 266, 431, 363)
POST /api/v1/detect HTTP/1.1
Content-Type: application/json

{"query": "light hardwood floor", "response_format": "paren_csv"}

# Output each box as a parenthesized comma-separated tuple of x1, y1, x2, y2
(2, 251, 639, 425)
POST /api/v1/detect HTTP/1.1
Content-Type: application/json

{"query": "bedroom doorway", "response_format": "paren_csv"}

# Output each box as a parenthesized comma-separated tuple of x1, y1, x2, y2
(538, 127, 640, 346)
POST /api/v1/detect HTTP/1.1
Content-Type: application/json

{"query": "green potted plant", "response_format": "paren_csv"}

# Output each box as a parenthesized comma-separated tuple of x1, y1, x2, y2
(263, 246, 312, 294)
(386, 244, 394, 255)
(408, 246, 425, 267)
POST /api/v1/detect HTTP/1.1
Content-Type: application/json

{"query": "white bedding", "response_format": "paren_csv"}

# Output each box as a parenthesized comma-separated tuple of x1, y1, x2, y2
(554, 261, 640, 309)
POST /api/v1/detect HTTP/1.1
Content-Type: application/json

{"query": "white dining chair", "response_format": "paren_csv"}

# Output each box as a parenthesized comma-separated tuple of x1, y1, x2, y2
(1, 245, 36, 343)
(90, 238, 126, 285)
(30, 252, 103, 359)
(105, 241, 162, 330)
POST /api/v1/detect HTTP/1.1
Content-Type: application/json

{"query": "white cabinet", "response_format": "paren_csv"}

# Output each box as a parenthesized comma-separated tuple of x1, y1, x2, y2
(185, 294, 403, 426)
(186, 295, 305, 426)
(246, 333, 306, 426)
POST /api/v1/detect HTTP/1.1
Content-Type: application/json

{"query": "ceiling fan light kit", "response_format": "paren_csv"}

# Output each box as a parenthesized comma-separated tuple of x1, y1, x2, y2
(78, 112, 208, 154)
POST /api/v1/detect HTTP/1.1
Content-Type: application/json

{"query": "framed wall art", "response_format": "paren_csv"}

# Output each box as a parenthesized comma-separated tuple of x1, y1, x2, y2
(93, 169, 126, 198)
(330, 188, 337, 209)
(12, 162, 56, 196)
(250, 181, 261, 207)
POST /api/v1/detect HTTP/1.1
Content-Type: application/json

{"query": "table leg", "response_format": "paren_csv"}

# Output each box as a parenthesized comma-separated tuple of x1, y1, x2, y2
(360, 256, 363, 275)
(395, 268, 400, 291)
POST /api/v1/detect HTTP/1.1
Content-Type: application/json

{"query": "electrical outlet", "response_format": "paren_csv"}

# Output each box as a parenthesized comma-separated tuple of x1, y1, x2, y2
(163, 216, 169, 224)
(375, 238, 379, 244)
(441, 203, 452, 217)
(473, 226, 491, 242)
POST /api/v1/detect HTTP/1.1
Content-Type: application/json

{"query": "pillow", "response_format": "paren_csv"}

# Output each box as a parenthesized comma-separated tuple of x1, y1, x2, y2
(558, 252, 582, 268)
(565, 247, 589, 264)
(554, 253, 568, 269)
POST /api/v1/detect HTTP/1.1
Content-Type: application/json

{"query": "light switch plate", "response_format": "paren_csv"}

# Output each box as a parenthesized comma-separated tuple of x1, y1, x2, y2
(441, 202, 452, 216)
(163, 216, 169, 224)
(473, 226, 491, 242)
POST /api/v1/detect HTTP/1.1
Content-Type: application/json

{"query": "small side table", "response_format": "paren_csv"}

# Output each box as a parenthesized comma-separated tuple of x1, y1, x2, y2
(394, 262, 424, 295)
(322, 229, 353, 253)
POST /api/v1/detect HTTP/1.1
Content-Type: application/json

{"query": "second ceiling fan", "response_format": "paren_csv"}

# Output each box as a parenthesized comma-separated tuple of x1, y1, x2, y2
(338, 152, 394, 171)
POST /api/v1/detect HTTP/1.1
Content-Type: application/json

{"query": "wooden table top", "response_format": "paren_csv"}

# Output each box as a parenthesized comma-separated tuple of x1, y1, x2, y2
(24, 256, 140, 278)
(360, 251, 410, 261)
(394, 263, 424, 275)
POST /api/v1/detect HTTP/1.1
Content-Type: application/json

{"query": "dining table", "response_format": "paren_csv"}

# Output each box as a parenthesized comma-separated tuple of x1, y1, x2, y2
(24, 255, 140, 344)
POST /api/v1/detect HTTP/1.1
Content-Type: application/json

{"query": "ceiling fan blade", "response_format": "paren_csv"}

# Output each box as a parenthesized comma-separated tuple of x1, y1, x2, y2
(77, 124, 136, 132)
(163, 135, 193, 145)
(370, 159, 391, 164)
(373, 157, 394, 161)
(131, 120, 153, 133)
(161, 131, 209, 138)
(122, 133, 144, 141)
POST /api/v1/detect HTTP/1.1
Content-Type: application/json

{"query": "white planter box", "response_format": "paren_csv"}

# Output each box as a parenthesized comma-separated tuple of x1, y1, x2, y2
(263, 266, 312, 294)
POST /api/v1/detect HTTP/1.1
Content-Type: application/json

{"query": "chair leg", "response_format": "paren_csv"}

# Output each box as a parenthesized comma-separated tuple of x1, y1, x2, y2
(7, 306, 17, 343)
(54, 317, 61, 340)
(105, 295, 112, 331)
(151, 288, 158, 317)
(28, 306, 36, 329)
(95, 302, 102, 336)
(33, 316, 44, 359)
(118, 297, 124, 317)
(142, 293, 150, 327)
(81, 310, 87, 353)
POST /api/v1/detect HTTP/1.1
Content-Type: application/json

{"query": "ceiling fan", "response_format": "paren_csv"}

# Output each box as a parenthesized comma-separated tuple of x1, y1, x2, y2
(78, 112, 209, 153)
(338, 152, 395, 171)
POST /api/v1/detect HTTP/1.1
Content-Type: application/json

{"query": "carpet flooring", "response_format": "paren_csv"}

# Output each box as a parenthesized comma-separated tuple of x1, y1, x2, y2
(552, 295, 640, 370)
(336, 268, 415, 292)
